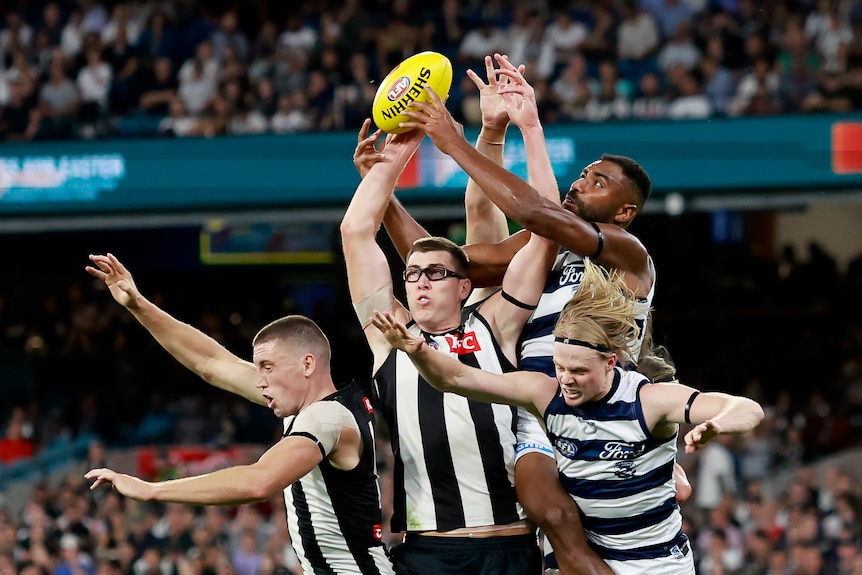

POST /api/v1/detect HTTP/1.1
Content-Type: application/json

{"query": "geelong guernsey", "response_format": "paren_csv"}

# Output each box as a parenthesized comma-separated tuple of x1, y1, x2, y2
(372, 304, 524, 532)
(520, 250, 654, 375)
(545, 368, 685, 561)
(282, 382, 394, 575)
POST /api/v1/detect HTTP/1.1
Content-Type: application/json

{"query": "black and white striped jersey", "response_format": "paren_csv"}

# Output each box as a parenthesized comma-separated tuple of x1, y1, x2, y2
(372, 304, 525, 533)
(282, 382, 394, 575)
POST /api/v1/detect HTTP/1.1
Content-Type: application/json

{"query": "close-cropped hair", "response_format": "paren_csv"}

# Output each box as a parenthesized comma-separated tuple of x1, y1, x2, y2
(553, 259, 642, 366)
(601, 153, 652, 209)
(407, 236, 470, 276)
(253, 315, 331, 365)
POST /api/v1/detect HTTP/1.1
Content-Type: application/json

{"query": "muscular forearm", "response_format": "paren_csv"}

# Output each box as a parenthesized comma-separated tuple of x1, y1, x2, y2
(382, 195, 429, 262)
(447, 138, 556, 231)
(151, 465, 277, 505)
(465, 126, 509, 245)
(126, 296, 260, 404)
(711, 396, 765, 434)
(520, 125, 559, 204)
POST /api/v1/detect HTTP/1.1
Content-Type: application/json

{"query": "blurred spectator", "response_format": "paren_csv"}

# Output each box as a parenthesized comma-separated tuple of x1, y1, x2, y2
(667, 70, 713, 119)
(455, 16, 507, 68)
(37, 55, 79, 140)
(630, 71, 669, 119)
(0, 408, 34, 464)
(700, 57, 735, 115)
(617, 0, 660, 80)
(657, 20, 702, 73)
(1, 11, 34, 58)
(646, 0, 694, 39)
(544, 9, 588, 63)
(54, 533, 95, 575)
(508, 11, 555, 82)
(269, 92, 311, 134)
(177, 41, 217, 115)
(551, 52, 592, 120)
(138, 56, 177, 116)
(278, 14, 317, 55)
(729, 55, 780, 116)
(210, 10, 250, 64)
(136, 10, 178, 65)
(103, 25, 141, 115)
(101, 4, 143, 48)
(61, 10, 85, 59)
(695, 434, 737, 511)
(583, 59, 631, 122)
(76, 47, 112, 137)
(802, 70, 855, 112)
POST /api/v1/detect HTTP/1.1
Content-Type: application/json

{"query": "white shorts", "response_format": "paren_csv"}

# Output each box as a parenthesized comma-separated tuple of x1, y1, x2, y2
(514, 407, 554, 462)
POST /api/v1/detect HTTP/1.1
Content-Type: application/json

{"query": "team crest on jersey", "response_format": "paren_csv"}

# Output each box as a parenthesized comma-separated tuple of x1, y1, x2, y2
(362, 396, 374, 414)
(614, 461, 637, 479)
(598, 441, 645, 460)
(446, 331, 482, 355)
(554, 437, 578, 459)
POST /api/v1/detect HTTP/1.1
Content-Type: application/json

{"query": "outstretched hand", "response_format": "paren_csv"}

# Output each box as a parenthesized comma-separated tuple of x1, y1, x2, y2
(684, 419, 722, 454)
(468, 54, 526, 132)
(371, 310, 425, 354)
(85, 253, 143, 310)
(398, 87, 465, 156)
(353, 118, 385, 179)
(493, 53, 540, 131)
(85, 468, 154, 501)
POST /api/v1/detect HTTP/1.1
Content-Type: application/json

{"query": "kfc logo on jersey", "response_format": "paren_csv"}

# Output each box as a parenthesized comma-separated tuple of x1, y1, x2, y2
(362, 396, 374, 414)
(373, 524, 383, 541)
(446, 332, 482, 354)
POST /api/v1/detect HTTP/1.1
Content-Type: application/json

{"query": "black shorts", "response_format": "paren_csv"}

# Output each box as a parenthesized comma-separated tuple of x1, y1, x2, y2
(390, 533, 541, 575)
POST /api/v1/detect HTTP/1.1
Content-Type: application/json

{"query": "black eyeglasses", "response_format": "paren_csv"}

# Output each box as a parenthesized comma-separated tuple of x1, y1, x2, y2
(402, 265, 466, 283)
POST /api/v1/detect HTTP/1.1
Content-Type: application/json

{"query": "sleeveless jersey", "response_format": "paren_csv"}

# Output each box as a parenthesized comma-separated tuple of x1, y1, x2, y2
(544, 368, 685, 562)
(372, 303, 525, 532)
(282, 382, 394, 575)
(519, 250, 654, 375)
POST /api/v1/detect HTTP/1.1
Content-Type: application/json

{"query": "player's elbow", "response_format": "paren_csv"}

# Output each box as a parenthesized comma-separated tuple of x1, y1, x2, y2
(339, 215, 375, 242)
(245, 475, 284, 501)
(747, 400, 765, 429)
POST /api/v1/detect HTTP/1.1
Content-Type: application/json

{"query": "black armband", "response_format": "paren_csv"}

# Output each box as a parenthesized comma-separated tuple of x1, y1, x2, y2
(501, 290, 537, 311)
(589, 222, 604, 259)
(684, 391, 701, 424)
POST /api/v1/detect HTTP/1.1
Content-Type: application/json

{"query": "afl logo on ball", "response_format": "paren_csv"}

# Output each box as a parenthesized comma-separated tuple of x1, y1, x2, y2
(387, 76, 411, 101)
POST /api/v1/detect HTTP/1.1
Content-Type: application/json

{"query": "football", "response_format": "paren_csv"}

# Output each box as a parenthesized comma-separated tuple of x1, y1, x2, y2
(371, 51, 453, 134)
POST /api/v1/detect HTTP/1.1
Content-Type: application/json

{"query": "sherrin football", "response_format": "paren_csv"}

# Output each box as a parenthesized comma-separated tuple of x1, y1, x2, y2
(372, 51, 453, 134)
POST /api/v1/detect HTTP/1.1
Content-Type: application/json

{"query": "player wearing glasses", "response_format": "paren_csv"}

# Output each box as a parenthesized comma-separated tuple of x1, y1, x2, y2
(340, 78, 561, 574)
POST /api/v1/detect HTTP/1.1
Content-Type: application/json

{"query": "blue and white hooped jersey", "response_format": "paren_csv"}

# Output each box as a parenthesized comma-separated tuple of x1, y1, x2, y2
(519, 250, 655, 375)
(544, 368, 684, 562)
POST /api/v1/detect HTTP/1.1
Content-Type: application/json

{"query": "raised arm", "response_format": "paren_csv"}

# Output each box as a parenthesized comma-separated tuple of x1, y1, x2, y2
(401, 55, 652, 295)
(640, 382, 765, 454)
(371, 311, 553, 415)
(340, 128, 425, 370)
(464, 55, 521, 247)
(476, 61, 561, 355)
(86, 253, 260, 405)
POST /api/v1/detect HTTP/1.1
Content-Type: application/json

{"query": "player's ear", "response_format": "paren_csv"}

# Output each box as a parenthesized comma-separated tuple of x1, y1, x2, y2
(614, 203, 638, 225)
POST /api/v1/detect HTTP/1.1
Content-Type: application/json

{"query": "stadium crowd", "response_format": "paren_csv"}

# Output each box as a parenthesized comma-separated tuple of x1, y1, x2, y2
(0, 0, 861, 140)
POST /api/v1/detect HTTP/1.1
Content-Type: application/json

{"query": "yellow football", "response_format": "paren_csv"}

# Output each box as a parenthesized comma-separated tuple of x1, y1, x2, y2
(371, 51, 453, 134)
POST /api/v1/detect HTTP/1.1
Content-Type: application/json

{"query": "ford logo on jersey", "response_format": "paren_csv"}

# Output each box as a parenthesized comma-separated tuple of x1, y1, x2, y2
(599, 441, 646, 460)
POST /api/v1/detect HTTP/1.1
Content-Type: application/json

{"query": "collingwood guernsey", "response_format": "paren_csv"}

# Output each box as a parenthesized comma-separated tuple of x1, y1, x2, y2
(372, 304, 524, 532)
(281, 382, 394, 575)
